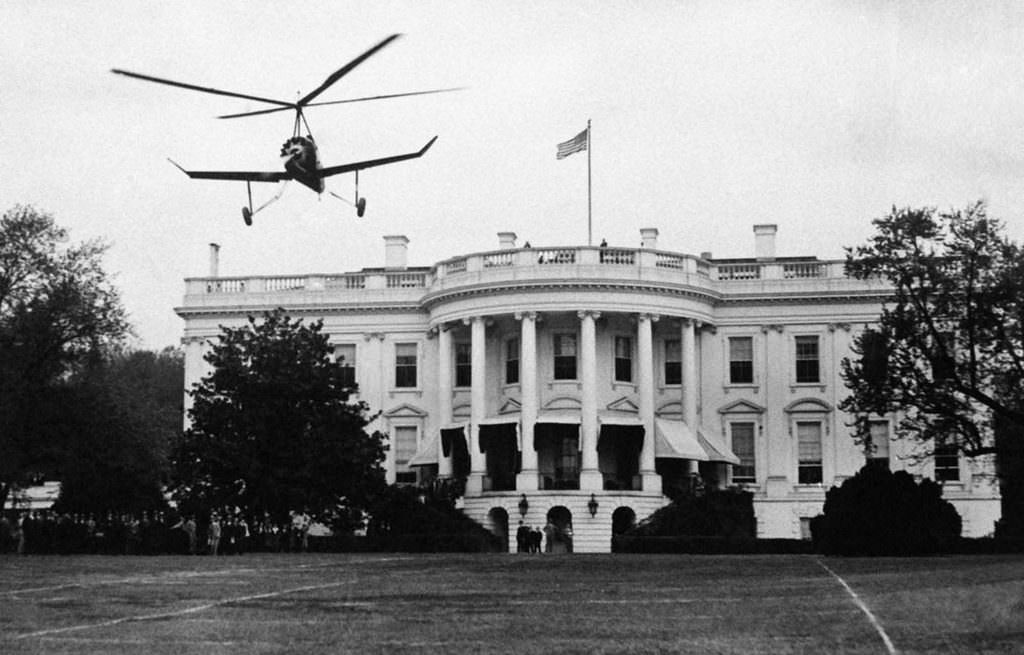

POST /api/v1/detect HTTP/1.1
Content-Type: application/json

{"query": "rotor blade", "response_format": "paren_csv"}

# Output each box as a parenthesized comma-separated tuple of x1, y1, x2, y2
(306, 87, 466, 108)
(298, 34, 402, 107)
(112, 69, 295, 108)
(219, 87, 465, 119)
(218, 105, 296, 120)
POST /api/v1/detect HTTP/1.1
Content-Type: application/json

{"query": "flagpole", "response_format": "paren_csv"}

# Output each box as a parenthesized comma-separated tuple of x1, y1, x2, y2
(587, 118, 592, 246)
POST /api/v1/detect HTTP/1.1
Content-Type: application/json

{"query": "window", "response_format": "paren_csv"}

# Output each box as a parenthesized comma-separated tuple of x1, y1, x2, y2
(455, 342, 471, 387)
(334, 344, 356, 388)
(664, 339, 681, 385)
(935, 444, 960, 482)
(795, 336, 820, 383)
(730, 422, 756, 483)
(866, 420, 890, 470)
(393, 425, 418, 484)
(797, 421, 823, 484)
(553, 334, 577, 380)
(614, 336, 633, 382)
(799, 517, 813, 541)
(556, 436, 579, 486)
(505, 338, 519, 384)
(729, 336, 754, 384)
(395, 343, 417, 388)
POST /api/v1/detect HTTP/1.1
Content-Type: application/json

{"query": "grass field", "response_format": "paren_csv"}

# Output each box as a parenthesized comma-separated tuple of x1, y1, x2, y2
(2, 553, 1023, 654)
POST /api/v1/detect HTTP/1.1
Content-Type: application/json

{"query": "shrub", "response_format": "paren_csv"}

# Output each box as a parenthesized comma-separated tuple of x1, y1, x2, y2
(627, 487, 755, 538)
(364, 485, 501, 552)
(811, 466, 962, 556)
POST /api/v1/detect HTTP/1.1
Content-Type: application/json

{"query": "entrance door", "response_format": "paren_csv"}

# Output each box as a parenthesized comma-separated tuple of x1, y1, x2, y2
(544, 506, 574, 553)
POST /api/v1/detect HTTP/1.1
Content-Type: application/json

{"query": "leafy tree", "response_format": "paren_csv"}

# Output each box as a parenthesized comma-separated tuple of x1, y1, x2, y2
(0, 206, 129, 508)
(811, 466, 961, 555)
(173, 309, 386, 531)
(841, 202, 1024, 535)
(51, 347, 184, 514)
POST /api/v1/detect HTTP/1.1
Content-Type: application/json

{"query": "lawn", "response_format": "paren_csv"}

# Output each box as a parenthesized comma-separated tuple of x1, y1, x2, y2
(1, 553, 1023, 654)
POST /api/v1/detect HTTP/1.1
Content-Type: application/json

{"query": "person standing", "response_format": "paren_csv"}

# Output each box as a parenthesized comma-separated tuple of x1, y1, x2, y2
(516, 521, 530, 553)
(208, 514, 221, 556)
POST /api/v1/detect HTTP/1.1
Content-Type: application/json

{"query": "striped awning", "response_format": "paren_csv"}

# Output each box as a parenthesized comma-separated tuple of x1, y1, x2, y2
(408, 429, 440, 467)
(654, 418, 708, 460)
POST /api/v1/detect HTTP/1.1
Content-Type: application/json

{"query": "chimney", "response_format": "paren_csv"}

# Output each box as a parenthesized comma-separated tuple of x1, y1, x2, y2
(753, 224, 777, 260)
(384, 235, 409, 270)
(700, 251, 713, 260)
(498, 232, 517, 249)
(208, 243, 220, 277)
(640, 227, 659, 249)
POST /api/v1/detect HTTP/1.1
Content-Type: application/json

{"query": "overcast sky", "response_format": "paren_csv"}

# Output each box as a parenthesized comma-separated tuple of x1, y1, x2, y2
(4, 1, 1024, 349)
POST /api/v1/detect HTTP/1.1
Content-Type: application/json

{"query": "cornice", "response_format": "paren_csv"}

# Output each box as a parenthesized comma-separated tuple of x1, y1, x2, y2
(419, 279, 722, 310)
(174, 302, 423, 319)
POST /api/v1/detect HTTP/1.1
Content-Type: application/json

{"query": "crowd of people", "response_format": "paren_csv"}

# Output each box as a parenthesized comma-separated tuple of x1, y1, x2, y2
(0, 509, 319, 556)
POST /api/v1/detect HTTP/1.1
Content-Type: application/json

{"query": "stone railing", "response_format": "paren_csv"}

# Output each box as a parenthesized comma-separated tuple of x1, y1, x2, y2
(184, 247, 855, 302)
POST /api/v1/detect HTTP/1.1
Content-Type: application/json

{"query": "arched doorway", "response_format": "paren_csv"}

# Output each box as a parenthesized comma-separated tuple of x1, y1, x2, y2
(612, 506, 636, 535)
(544, 506, 574, 553)
(488, 507, 510, 553)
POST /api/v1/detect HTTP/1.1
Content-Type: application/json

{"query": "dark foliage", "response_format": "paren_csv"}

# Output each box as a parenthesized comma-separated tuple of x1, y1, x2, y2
(363, 485, 501, 552)
(841, 201, 1024, 535)
(0, 205, 129, 508)
(173, 309, 386, 531)
(51, 348, 183, 514)
(811, 466, 962, 556)
(627, 487, 755, 538)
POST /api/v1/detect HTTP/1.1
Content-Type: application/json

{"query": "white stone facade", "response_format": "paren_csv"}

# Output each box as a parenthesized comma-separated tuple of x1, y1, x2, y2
(176, 227, 1002, 552)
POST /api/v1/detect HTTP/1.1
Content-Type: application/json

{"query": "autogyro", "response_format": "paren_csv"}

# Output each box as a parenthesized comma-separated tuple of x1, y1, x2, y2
(113, 34, 457, 225)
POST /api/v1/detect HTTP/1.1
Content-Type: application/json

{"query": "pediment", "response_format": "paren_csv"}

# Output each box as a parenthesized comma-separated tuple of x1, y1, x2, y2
(718, 399, 766, 415)
(783, 397, 833, 413)
(383, 402, 428, 418)
(606, 396, 639, 414)
(499, 397, 522, 414)
(543, 396, 581, 411)
(656, 401, 682, 418)
(453, 403, 471, 420)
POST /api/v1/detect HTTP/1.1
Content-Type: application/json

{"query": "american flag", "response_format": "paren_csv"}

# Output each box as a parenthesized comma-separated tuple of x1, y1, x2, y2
(556, 128, 589, 159)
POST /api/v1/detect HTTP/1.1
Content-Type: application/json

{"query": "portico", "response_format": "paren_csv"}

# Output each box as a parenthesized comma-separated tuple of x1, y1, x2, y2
(431, 308, 707, 497)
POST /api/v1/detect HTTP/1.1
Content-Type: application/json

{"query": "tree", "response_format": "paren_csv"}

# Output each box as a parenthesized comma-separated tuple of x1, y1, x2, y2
(173, 309, 386, 531)
(0, 205, 129, 509)
(52, 347, 184, 514)
(841, 201, 1024, 536)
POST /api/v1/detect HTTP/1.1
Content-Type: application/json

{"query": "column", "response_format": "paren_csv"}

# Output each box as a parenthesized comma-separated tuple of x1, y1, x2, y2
(516, 312, 539, 490)
(579, 310, 602, 490)
(465, 316, 487, 495)
(681, 319, 699, 474)
(637, 314, 661, 491)
(682, 319, 697, 427)
(436, 324, 453, 478)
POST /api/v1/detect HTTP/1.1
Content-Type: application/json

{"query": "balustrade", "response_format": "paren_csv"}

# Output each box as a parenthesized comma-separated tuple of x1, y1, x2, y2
(187, 245, 852, 299)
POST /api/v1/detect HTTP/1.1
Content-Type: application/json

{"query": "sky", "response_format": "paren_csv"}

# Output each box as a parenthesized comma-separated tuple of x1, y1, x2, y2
(4, 1, 1024, 350)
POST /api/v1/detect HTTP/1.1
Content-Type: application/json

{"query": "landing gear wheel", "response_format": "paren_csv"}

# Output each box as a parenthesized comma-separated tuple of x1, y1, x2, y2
(356, 197, 367, 218)
(242, 206, 252, 226)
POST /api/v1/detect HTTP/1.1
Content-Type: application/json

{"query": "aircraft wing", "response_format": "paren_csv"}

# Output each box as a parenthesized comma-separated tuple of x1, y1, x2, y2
(317, 136, 437, 178)
(168, 159, 291, 183)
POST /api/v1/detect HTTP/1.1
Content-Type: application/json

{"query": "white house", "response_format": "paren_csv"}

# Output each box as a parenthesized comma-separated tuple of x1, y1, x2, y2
(176, 225, 1001, 552)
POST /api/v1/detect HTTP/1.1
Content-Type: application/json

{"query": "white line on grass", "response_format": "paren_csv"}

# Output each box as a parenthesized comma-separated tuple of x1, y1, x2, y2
(0, 556, 399, 597)
(817, 559, 898, 655)
(15, 580, 353, 640)
(15, 556, 415, 641)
